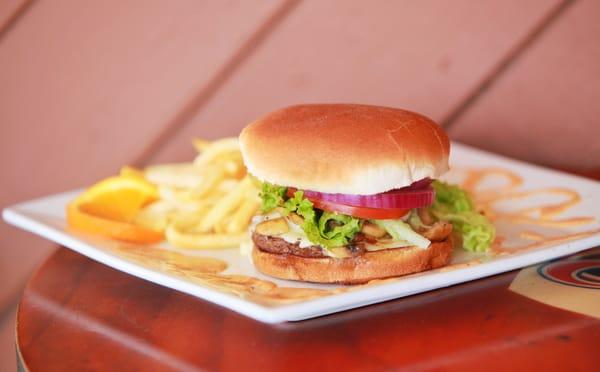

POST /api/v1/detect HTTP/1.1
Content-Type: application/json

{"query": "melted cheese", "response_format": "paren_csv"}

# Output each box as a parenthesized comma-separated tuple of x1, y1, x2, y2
(364, 239, 413, 251)
(251, 212, 314, 248)
(280, 221, 315, 248)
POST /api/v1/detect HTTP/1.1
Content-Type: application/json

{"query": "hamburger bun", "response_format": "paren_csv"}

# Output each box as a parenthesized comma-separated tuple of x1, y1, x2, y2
(240, 104, 449, 195)
(251, 237, 453, 284)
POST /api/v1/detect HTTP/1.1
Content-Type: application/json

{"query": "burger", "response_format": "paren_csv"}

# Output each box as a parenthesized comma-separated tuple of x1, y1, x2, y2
(239, 104, 494, 284)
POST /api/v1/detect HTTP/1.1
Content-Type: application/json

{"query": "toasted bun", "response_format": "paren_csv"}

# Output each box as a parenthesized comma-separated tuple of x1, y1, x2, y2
(251, 238, 453, 284)
(240, 104, 450, 195)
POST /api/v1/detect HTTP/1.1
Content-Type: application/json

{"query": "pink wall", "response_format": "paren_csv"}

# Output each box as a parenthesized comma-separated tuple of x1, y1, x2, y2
(1, 1, 599, 369)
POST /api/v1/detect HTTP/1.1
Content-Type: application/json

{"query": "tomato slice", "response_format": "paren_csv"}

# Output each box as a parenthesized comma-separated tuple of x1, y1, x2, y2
(286, 189, 409, 219)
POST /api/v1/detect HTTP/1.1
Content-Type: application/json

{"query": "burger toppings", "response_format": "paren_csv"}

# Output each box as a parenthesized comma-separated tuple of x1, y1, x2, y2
(259, 184, 361, 250)
(420, 220, 453, 241)
(360, 221, 387, 238)
(239, 104, 492, 283)
(429, 181, 495, 252)
(299, 197, 410, 220)
(257, 178, 495, 255)
(292, 179, 434, 209)
(251, 219, 454, 259)
(285, 179, 434, 219)
(252, 232, 328, 258)
(255, 217, 289, 236)
(369, 219, 430, 249)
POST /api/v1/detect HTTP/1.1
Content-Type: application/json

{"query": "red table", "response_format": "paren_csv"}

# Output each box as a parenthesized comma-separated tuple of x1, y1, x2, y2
(16, 246, 599, 371)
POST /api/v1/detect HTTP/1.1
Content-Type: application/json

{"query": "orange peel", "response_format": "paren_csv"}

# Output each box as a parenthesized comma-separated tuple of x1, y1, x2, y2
(67, 202, 164, 243)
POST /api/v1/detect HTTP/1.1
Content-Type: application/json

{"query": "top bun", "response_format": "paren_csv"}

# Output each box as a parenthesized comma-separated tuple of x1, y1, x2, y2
(239, 104, 450, 195)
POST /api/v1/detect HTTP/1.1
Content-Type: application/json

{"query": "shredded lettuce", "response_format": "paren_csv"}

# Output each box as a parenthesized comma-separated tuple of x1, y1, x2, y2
(261, 185, 361, 249)
(430, 180, 495, 252)
(370, 219, 430, 249)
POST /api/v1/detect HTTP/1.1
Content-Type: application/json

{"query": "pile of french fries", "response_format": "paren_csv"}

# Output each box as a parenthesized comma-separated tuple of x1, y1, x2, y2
(134, 137, 261, 249)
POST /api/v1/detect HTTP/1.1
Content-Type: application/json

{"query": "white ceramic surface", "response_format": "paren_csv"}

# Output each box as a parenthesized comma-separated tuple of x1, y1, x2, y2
(4, 143, 600, 323)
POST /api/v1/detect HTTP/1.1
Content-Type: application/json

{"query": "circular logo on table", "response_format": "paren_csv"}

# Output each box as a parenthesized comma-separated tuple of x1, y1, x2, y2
(538, 258, 600, 290)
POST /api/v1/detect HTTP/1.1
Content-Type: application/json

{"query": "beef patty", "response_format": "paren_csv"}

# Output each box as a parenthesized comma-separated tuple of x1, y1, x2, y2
(252, 220, 453, 259)
(252, 232, 327, 258)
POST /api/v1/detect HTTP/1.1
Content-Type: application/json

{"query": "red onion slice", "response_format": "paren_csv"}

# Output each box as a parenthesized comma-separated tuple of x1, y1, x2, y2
(294, 179, 435, 209)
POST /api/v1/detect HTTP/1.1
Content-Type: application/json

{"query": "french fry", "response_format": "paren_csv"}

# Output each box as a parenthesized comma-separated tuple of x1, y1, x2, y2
(224, 159, 244, 178)
(134, 201, 172, 231)
(157, 185, 199, 203)
(196, 177, 252, 233)
(171, 210, 205, 231)
(217, 179, 238, 193)
(145, 163, 204, 188)
(192, 138, 211, 153)
(214, 214, 233, 234)
(195, 150, 243, 167)
(134, 200, 209, 232)
(166, 224, 246, 249)
(226, 197, 260, 233)
(192, 166, 227, 198)
(193, 137, 240, 168)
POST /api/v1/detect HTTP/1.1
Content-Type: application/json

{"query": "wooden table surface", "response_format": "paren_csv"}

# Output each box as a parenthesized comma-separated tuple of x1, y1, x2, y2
(16, 246, 600, 371)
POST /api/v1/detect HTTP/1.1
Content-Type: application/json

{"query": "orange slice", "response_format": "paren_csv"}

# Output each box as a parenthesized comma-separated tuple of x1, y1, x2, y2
(67, 175, 163, 244)
(76, 176, 158, 222)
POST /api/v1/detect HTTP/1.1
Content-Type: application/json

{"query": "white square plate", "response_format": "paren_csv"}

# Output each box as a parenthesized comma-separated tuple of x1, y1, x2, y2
(4, 143, 600, 323)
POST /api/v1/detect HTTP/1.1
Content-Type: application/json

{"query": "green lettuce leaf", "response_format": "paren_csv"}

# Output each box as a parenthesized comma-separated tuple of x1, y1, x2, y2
(282, 189, 307, 215)
(259, 182, 287, 213)
(432, 179, 473, 213)
(371, 219, 430, 249)
(437, 211, 495, 253)
(430, 180, 495, 252)
(318, 211, 362, 247)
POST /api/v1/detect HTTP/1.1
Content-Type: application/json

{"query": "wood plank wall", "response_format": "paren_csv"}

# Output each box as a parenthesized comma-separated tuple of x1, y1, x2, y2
(1, 1, 599, 369)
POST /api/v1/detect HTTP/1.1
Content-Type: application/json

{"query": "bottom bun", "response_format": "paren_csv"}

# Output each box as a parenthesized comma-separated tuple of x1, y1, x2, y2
(251, 238, 453, 284)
